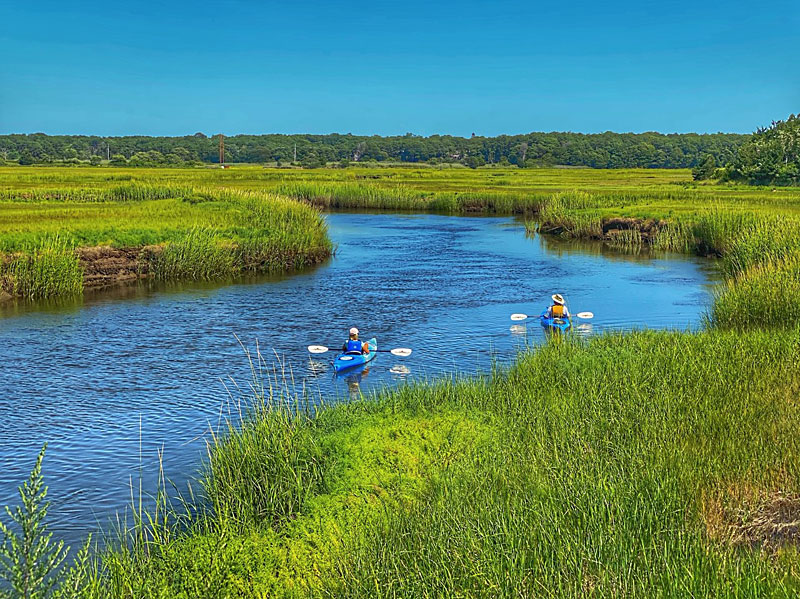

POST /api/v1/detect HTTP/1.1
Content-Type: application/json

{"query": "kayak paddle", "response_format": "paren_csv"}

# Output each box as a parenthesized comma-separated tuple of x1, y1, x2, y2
(510, 311, 593, 321)
(308, 345, 412, 357)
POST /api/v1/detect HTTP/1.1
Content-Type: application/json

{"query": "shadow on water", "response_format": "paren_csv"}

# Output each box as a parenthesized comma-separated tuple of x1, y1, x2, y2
(0, 212, 718, 546)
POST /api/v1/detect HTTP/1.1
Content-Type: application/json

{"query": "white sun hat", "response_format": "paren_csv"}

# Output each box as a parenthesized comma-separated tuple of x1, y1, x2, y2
(349, 327, 359, 335)
(552, 294, 565, 305)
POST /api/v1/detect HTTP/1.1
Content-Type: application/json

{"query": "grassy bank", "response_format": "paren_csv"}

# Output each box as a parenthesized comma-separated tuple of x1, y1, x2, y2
(0, 185, 332, 300)
(532, 191, 800, 330)
(4, 165, 800, 216)
(3, 165, 800, 596)
(6, 329, 799, 597)
(4, 167, 799, 307)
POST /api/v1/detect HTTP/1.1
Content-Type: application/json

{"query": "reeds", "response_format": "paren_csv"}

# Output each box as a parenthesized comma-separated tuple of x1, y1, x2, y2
(8, 329, 799, 596)
(710, 253, 800, 329)
(150, 227, 238, 280)
(0, 186, 332, 298)
(0, 235, 83, 299)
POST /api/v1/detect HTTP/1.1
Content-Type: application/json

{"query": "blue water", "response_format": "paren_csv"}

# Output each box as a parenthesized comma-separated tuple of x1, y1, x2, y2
(0, 213, 717, 545)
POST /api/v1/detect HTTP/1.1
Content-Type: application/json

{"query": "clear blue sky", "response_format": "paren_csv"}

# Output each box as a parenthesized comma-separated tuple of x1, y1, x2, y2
(1, 0, 797, 136)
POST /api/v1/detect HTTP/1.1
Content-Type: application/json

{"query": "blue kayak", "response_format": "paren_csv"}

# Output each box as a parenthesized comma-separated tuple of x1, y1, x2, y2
(540, 310, 571, 333)
(334, 338, 377, 373)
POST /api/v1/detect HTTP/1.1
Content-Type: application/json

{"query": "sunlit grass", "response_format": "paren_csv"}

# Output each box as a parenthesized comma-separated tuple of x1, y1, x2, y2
(0, 184, 332, 298)
(3, 165, 800, 595)
(8, 329, 797, 596)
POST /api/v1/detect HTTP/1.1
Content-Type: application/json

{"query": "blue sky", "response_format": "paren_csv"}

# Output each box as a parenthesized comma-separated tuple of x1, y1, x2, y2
(1, 0, 797, 136)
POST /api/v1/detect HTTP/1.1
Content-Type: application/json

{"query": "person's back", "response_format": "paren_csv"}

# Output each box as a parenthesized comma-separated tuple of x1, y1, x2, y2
(344, 338, 364, 354)
(545, 293, 570, 321)
(343, 327, 368, 354)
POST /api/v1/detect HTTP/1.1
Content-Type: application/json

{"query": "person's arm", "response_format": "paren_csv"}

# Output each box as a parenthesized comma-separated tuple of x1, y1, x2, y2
(362, 341, 370, 354)
(343, 342, 348, 352)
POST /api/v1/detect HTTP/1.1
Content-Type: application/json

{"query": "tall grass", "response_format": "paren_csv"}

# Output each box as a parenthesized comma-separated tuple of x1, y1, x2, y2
(0, 186, 332, 298)
(334, 330, 800, 597)
(150, 227, 238, 280)
(537, 191, 606, 239)
(0, 235, 83, 299)
(710, 254, 800, 330)
(652, 221, 694, 252)
(6, 329, 798, 596)
(276, 182, 548, 214)
(277, 182, 433, 210)
(719, 217, 800, 277)
(0, 183, 194, 203)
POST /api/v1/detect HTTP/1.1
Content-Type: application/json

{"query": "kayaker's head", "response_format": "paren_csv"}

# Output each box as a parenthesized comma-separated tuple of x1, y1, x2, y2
(552, 293, 565, 305)
(349, 327, 359, 340)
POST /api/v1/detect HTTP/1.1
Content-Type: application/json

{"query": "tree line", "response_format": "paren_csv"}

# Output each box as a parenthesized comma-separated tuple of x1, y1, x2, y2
(0, 130, 748, 170)
(689, 115, 800, 186)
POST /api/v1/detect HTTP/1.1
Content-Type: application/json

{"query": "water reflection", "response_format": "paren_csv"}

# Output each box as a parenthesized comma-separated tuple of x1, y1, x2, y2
(509, 324, 527, 336)
(338, 365, 371, 399)
(306, 358, 330, 377)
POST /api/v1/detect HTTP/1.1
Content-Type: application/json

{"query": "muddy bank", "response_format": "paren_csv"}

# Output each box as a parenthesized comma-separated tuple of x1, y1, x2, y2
(538, 217, 665, 243)
(1, 243, 332, 302)
(77, 245, 163, 289)
(0, 245, 163, 301)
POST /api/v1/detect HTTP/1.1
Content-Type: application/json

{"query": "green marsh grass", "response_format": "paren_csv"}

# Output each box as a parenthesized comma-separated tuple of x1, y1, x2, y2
(4, 165, 800, 595)
(718, 217, 800, 277)
(0, 235, 82, 299)
(710, 254, 800, 330)
(150, 227, 238, 281)
(652, 221, 694, 252)
(0, 184, 332, 298)
(7, 329, 799, 597)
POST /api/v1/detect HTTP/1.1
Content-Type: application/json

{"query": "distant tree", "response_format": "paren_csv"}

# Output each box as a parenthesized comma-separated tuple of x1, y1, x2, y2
(110, 153, 127, 166)
(0, 130, 751, 169)
(18, 150, 35, 165)
(692, 155, 715, 181)
(128, 152, 150, 166)
(172, 146, 192, 161)
(728, 115, 800, 186)
(89, 155, 102, 165)
(464, 155, 484, 169)
(300, 153, 325, 168)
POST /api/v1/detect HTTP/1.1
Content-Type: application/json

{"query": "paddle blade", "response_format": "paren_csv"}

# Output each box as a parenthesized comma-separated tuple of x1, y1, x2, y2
(510, 313, 528, 321)
(307, 345, 329, 354)
(576, 311, 594, 319)
(390, 348, 412, 357)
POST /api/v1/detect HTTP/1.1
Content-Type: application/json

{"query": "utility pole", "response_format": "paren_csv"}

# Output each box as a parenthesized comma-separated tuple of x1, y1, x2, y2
(219, 134, 225, 167)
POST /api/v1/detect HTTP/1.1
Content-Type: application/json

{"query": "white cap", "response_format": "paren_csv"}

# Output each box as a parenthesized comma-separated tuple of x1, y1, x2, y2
(349, 327, 359, 335)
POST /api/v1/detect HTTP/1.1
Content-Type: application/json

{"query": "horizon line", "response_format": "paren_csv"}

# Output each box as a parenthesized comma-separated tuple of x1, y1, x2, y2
(0, 128, 754, 138)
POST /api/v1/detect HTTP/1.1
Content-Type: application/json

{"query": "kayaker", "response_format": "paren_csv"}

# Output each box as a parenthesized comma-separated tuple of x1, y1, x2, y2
(342, 327, 370, 355)
(545, 294, 571, 322)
